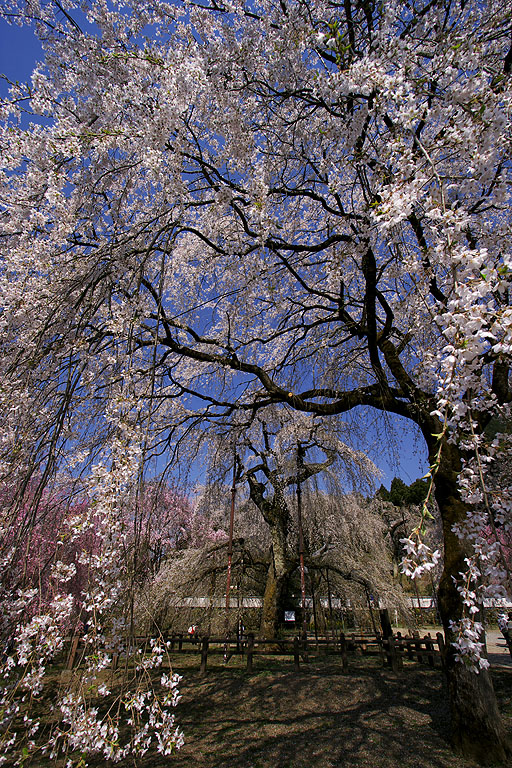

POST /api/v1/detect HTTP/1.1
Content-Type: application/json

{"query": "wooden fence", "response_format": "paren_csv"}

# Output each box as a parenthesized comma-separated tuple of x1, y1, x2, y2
(63, 629, 445, 675)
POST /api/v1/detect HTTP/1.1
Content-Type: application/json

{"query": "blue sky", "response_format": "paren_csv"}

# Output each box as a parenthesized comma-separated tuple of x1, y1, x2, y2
(0, 14, 429, 490)
(364, 414, 428, 489)
(0, 19, 42, 92)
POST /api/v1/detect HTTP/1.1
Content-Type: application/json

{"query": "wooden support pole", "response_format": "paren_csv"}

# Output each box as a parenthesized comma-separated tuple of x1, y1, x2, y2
(66, 636, 80, 670)
(224, 455, 237, 641)
(297, 450, 307, 640)
(340, 632, 348, 674)
(326, 567, 336, 642)
(379, 608, 393, 639)
(246, 633, 254, 673)
(293, 636, 300, 672)
(436, 632, 446, 671)
(302, 633, 309, 663)
(200, 636, 209, 675)
(311, 576, 319, 644)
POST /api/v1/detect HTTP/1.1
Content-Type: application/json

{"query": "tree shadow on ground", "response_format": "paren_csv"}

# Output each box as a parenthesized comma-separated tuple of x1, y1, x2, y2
(87, 654, 511, 768)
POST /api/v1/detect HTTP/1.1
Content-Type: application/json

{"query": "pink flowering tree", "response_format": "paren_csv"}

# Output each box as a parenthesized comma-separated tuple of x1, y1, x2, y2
(0, 459, 184, 764)
(0, 479, 95, 639)
(1, 0, 511, 762)
(122, 480, 195, 578)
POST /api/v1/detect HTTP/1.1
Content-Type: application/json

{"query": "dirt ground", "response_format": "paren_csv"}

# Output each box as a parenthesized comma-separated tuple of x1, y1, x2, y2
(111, 648, 512, 768)
(13, 636, 512, 768)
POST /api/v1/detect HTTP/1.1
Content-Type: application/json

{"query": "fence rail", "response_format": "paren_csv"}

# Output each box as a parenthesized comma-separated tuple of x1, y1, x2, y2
(62, 629, 444, 675)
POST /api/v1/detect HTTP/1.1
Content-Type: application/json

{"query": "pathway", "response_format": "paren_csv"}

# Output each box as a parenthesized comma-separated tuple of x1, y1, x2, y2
(485, 629, 512, 668)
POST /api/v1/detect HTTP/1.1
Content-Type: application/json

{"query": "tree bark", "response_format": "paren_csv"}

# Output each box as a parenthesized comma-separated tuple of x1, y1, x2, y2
(260, 527, 293, 638)
(245, 471, 294, 638)
(433, 442, 511, 764)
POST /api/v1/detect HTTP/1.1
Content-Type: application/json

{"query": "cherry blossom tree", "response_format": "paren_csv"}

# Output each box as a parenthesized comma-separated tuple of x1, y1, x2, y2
(205, 410, 378, 636)
(123, 480, 194, 577)
(0, 464, 185, 764)
(1, 0, 512, 761)
(144, 482, 409, 640)
(300, 490, 412, 631)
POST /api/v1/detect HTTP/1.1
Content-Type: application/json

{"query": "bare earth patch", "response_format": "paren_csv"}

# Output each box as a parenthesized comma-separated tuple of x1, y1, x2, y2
(117, 651, 512, 768)
(18, 649, 511, 768)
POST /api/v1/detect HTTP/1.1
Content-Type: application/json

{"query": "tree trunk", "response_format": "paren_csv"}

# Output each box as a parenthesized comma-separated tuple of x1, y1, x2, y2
(260, 527, 292, 638)
(260, 558, 289, 638)
(434, 443, 511, 763)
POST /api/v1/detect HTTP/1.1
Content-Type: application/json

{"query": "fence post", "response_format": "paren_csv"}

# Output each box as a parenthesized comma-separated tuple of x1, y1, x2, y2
(200, 636, 209, 675)
(375, 632, 385, 665)
(293, 636, 300, 672)
(178, 633, 183, 652)
(413, 630, 423, 663)
(340, 632, 348, 674)
(395, 630, 403, 665)
(246, 633, 254, 673)
(388, 636, 402, 673)
(382, 637, 391, 667)
(302, 634, 309, 663)
(426, 633, 435, 667)
(396, 634, 404, 670)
